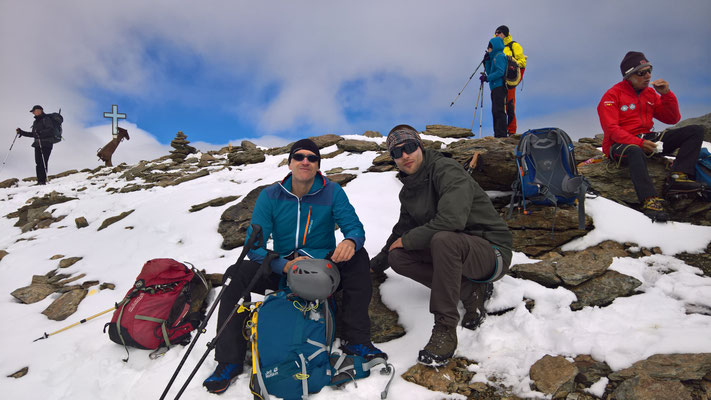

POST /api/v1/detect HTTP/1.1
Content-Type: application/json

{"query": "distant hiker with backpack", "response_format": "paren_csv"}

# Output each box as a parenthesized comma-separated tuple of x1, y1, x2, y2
(597, 51, 705, 222)
(480, 37, 508, 138)
(370, 125, 513, 367)
(203, 138, 386, 394)
(16, 105, 62, 185)
(495, 25, 527, 135)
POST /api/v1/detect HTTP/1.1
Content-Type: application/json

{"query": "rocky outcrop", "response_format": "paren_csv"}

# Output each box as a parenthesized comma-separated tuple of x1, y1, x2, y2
(324, 173, 356, 187)
(265, 134, 344, 155)
(336, 139, 380, 153)
(363, 130, 382, 138)
(0, 178, 19, 188)
(444, 136, 518, 191)
(569, 270, 642, 310)
(218, 185, 269, 250)
(506, 204, 592, 257)
(5, 191, 76, 233)
(169, 131, 197, 163)
(227, 141, 266, 166)
(667, 112, 711, 142)
(424, 124, 473, 139)
(42, 289, 87, 321)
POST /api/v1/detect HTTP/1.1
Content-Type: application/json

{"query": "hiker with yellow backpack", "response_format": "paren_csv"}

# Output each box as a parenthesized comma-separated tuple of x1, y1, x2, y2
(495, 25, 527, 135)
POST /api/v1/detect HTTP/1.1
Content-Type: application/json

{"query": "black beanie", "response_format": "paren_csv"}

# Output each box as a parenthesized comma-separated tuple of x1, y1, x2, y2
(620, 51, 652, 78)
(495, 25, 509, 36)
(288, 138, 321, 165)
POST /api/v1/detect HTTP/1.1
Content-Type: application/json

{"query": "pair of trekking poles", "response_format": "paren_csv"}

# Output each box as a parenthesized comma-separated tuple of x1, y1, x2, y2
(450, 56, 487, 138)
(0, 132, 49, 181)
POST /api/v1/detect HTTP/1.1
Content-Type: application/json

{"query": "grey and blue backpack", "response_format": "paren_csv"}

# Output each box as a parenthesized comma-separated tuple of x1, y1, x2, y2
(508, 127, 589, 229)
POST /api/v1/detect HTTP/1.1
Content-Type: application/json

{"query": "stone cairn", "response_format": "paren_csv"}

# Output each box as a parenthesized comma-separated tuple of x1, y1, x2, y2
(169, 131, 197, 163)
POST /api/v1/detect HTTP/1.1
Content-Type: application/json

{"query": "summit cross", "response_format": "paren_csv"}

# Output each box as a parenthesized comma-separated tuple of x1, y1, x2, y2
(103, 104, 127, 136)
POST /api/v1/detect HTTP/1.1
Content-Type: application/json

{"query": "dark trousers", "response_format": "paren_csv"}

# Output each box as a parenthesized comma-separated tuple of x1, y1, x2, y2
(215, 248, 373, 364)
(33, 142, 53, 184)
(491, 86, 508, 138)
(388, 231, 496, 329)
(505, 68, 524, 135)
(610, 125, 704, 202)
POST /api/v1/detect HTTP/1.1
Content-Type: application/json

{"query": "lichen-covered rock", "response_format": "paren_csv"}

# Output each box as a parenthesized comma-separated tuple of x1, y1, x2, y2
(41, 289, 88, 321)
(218, 185, 269, 250)
(529, 354, 579, 398)
(570, 270, 642, 310)
(336, 139, 380, 153)
(59, 257, 83, 268)
(424, 124, 473, 138)
(97, 210, 135, 231)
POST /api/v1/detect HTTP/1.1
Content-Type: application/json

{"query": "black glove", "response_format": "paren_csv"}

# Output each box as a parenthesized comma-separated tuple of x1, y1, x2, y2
(16, 128, 21, 134)
(483, 52, 490, 62)
(479, 73, 487, 83)
(369, 251, 389, 274)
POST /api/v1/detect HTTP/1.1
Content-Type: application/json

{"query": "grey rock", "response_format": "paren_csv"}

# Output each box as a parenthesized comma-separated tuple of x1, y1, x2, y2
(0, 250, 8, 262)
(7, 367, 28, 378)
(190, 195, 241, 212)
(160, 169, 210, 187)
(667, 112, 711, 143)
(570, 270, 642, 310)
(444, 136, 518, 191)
(48, 169, 79, 179)
(529, 354, 578, 398)
(240, 140, 258, 151)
(507, 205, 592, 257)
(368, 272, 405, 344)
(510, 262, 561, 287)
(573, 354, 612, 386)
(611, 374, 691, 400)
(11, 283, 56, 304)
(97, 210, 135, 231)
(325, 173, 356, 187)
(41, 289, 88, 321)
(218, 185, 269, 250)
(401, 358, 476, 397)
(609, 353, 711, 382)
(321, 149, 345, 159)
(363, 130, 382, 138)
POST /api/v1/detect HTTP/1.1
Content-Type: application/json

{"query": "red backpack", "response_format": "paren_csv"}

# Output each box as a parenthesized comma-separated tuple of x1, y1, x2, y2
(105, 259, 209, 360)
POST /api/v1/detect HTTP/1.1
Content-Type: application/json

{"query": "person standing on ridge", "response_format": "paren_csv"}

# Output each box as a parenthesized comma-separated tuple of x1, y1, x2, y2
(16, 105, 57, 185)
(370, 125, 513, 367)
(480, 37, 508, 138)
(202, 139, 386, 394)
(495, 25, 527, 135)
(597, 51, 705, 222)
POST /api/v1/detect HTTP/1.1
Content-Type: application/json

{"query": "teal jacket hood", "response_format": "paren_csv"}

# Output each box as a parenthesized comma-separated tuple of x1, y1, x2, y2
(489, 36, 505, 54)
(484, 36, 507, 89)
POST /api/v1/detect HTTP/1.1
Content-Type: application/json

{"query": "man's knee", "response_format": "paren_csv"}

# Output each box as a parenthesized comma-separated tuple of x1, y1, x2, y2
(430, 231, 459, 251)
(388, 248, 411, 273)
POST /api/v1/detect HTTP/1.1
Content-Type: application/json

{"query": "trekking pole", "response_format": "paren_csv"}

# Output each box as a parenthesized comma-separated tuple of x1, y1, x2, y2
(159, 224, 265, 400)
(171, 251, 280, 400)
(0, 133, 21, 176)
(449, 56, 485, 107)
(33, 305, 117, 342)
(478, 82, 485, 138)
(469, 79, 484, 132)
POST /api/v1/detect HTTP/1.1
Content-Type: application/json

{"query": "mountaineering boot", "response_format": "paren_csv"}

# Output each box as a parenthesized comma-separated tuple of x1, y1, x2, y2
(202, 362, 242, 394)
(341, 341, 388, 361)
(461, 282, 494, 331)
(641, 197, 669, 223)
(663, 172, 703, 198)
(417, 324, 457, 367)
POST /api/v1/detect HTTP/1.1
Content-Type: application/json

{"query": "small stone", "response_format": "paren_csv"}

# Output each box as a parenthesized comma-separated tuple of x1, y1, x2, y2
(59, 257, 83, 268)
(7, 367, 28, 378)
(75, 217, 89, 228)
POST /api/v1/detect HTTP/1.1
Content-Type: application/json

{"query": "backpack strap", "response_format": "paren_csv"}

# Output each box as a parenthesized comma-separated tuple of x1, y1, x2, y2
(297, 353, 309, 400)
(134, 315, 171, 346)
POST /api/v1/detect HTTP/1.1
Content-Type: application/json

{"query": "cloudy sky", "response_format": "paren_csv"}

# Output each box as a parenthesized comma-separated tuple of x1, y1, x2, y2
(1, 0, 710, 179)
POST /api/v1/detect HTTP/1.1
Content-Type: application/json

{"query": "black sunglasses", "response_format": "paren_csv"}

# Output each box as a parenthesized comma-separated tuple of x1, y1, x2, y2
(292, 153, 319, 163)
(390, 141, 420, 159)
(634, 67, 652, 77)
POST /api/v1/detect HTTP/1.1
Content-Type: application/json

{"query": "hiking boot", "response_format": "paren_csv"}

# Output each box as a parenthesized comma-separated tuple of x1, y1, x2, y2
(461, 282, 493, 331)
(417, 324, 457, 367)
(341, 341, 388, 361)
(663, 172, 702, 196)
(202, 362, 242, 394)
(641, 197, 669, 223)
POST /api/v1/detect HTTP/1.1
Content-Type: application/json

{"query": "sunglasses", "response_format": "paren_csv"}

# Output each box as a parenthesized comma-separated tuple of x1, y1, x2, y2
(390, 141, 419, 159)
(634, 67, 652, 77)
(292, 153, 319, 163)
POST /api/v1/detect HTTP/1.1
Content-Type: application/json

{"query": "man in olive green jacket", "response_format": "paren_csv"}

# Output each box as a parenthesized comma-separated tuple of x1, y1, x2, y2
(371, 124, 513, 367)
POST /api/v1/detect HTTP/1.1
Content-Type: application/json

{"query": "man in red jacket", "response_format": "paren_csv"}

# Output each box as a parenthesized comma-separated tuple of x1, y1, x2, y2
(597, 51, 704, 222)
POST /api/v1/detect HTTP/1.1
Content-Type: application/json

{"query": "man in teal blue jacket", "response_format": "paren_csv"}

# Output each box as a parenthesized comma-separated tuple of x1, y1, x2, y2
(203, 139, 385, 394)
(481, 36, 508, 137)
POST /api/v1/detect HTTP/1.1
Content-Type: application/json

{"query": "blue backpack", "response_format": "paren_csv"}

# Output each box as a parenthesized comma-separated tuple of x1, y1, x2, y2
(696, 148, 711, 186)
(247, 289, 392, 400)
(508, 127, 589, 229)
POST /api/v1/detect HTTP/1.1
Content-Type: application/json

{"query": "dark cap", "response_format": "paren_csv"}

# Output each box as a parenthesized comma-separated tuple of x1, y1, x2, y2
(620, 51, 652, 78)
(30, 105, 43, 113)
(386, 124, 423, 153)
(495, 25, 509, 36)
(288, 138, 321, 165)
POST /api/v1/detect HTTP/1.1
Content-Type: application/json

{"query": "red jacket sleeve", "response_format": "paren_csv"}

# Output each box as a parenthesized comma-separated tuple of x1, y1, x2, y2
(597, 90, 644, 147)
(653, 91, 680, 125)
